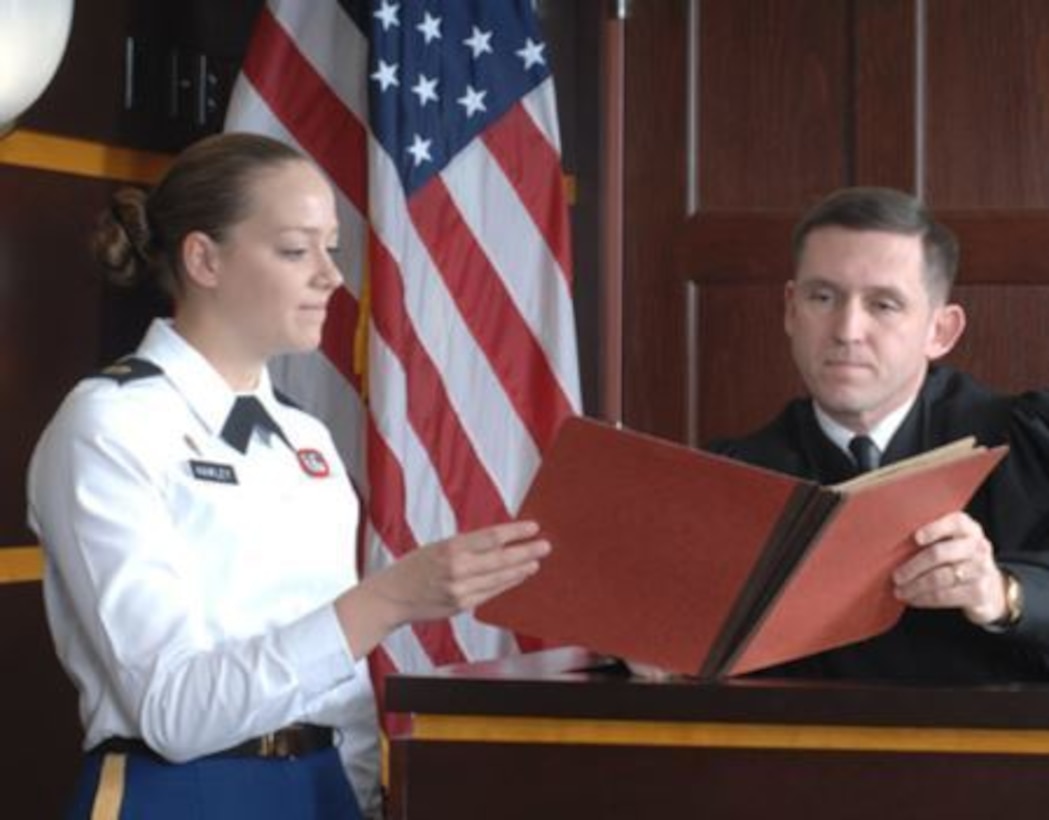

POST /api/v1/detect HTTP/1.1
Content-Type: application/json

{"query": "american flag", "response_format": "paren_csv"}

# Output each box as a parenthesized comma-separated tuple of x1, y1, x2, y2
(225, 0, 580, 725)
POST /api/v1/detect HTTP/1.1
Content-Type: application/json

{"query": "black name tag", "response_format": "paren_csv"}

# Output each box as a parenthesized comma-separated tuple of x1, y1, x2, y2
(190, 460, 238, 485)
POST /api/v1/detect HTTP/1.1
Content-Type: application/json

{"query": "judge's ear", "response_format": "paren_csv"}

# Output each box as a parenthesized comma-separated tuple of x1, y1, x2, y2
(925, 302, 966, 361)
(180, 231, 222, 289)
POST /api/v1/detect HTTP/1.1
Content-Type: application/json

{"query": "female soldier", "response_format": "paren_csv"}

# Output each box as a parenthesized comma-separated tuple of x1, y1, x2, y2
(27, 132, 549, 819)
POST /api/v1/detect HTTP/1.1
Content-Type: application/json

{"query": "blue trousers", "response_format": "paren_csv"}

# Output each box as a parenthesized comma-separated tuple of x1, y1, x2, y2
(66, 747, 363, 819)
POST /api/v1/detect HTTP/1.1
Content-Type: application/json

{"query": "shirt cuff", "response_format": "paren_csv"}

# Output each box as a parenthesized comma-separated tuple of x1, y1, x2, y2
(276, 604, 358, 697)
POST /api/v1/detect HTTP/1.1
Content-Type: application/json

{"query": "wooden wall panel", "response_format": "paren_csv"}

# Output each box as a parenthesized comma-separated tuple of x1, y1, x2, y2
(622, 1, 689, 437)
(0, 583, 81, 819)
(689, 283, 802, 443)
(853, 0, 916, 188)
(926, 0, 1049, 209)
(698, 0, 849, 209)
(0, 166, 110, 545)
(950, 285, 1049, 392)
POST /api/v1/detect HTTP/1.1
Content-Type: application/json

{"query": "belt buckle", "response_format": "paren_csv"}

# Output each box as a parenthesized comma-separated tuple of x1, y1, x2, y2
(259, 732, 291, 758)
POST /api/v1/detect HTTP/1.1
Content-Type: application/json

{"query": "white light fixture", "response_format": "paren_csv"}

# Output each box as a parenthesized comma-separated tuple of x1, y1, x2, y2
(0, 0, 75, 136)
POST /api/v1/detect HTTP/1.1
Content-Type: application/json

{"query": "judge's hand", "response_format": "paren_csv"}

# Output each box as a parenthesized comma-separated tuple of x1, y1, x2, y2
(892, 511, 1008, 625)
(336, 520, 550, 658)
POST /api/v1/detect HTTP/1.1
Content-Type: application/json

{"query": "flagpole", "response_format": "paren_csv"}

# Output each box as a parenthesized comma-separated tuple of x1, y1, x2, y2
(600, 0, 626, 426)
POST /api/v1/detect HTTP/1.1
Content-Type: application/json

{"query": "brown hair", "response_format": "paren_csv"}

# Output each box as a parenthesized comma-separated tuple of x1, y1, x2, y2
(792, 187, 960, 302)
(91, 132, 306, 296)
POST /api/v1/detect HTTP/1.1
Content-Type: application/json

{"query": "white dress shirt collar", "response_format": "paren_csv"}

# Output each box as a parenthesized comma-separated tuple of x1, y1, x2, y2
(813, 395, 917, 460)
(137, 319, 280, 438)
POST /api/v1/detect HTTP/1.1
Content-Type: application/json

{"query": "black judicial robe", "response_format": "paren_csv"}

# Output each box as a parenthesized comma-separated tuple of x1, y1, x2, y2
(709, 365, 1049, 683)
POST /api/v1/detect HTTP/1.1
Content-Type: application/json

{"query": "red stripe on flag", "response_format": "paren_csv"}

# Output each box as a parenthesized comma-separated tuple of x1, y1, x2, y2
(364, 425, 472, 667)
(410, 620, 469, 667)
(320, 287, 361, 393)
(368, 645, 411, 738)
(241, 7, 367, 212)
(369, 231, 511, 529)
(409, 177, 574, 451)
(365, 416, 414, 558)
(482, 102, 573, 284)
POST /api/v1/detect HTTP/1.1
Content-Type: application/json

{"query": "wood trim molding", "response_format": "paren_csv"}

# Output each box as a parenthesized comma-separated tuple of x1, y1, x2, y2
(412, 714, 1049, 756)
(0, 547, 44, 584)
(0, 128, 170, 184)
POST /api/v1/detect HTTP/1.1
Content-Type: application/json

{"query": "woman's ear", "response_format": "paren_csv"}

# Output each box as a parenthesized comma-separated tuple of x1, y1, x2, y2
(180, 231, 221, 289)
(926, 302, 966, 361)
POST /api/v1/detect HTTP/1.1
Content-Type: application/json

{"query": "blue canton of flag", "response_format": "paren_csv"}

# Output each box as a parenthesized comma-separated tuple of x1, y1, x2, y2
(368, 0, 552, 193)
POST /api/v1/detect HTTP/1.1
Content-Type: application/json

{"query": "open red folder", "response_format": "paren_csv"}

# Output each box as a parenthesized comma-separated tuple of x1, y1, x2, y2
(477, 417, 1007, 677)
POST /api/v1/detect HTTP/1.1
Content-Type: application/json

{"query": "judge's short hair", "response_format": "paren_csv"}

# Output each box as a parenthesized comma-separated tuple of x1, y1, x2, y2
(791, 187, 959, 302)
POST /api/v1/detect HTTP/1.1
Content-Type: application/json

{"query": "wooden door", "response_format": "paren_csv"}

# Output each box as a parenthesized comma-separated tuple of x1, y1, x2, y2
(620, 0, 1049, 446)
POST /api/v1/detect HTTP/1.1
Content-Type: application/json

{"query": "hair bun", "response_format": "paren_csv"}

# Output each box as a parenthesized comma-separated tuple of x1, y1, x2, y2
(91, 187, 154, 286)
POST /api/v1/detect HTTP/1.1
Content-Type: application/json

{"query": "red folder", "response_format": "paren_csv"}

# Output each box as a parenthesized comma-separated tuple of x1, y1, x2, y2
(477, 417, 1007, 677)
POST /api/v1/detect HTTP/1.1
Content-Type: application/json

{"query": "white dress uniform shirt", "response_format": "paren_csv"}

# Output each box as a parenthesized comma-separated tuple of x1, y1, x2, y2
(27, 319, 380, 812)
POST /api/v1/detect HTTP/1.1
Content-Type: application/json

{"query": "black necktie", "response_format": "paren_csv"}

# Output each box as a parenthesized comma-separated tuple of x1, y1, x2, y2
(848, 435, 880, 473)
(220, 396, 290, 453)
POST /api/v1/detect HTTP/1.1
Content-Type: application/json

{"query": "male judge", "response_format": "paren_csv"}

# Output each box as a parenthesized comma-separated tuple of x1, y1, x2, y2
(711, 187, 1049, 682)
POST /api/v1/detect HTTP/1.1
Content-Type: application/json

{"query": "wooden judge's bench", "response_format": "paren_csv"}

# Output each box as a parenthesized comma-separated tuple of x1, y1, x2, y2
(386, 648, 1049, 819)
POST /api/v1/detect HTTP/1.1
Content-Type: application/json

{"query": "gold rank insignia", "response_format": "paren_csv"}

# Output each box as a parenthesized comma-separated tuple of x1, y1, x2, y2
(91, 357, 163, 385)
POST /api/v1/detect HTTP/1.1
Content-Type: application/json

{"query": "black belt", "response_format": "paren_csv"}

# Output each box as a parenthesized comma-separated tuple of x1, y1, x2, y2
(94, 724, 334, 761)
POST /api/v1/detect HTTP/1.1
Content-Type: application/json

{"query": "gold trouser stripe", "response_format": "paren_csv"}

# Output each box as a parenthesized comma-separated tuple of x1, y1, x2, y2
(90, 754, 127, 820)
(0, 128, 170, 184)
(0, 547, 43, 583)
(412, 714, 1049, 756)
(380, 731, 389, 790)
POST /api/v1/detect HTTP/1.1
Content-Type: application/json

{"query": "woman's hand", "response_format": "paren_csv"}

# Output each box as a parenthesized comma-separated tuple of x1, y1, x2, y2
(335, 520, 550, 658)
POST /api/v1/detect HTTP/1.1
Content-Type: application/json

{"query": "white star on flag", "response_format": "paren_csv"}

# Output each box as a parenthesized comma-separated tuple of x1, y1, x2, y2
(374, 0, 400, 31)
(407, 133, 433, 166)
(463, 26, 494, 58)
(410, 73, 439, 106)
(516, 37, 545, 69)
(371, 60, 399, 92)
(416, 12, 442, 43)
(457, 85, 488, 117)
